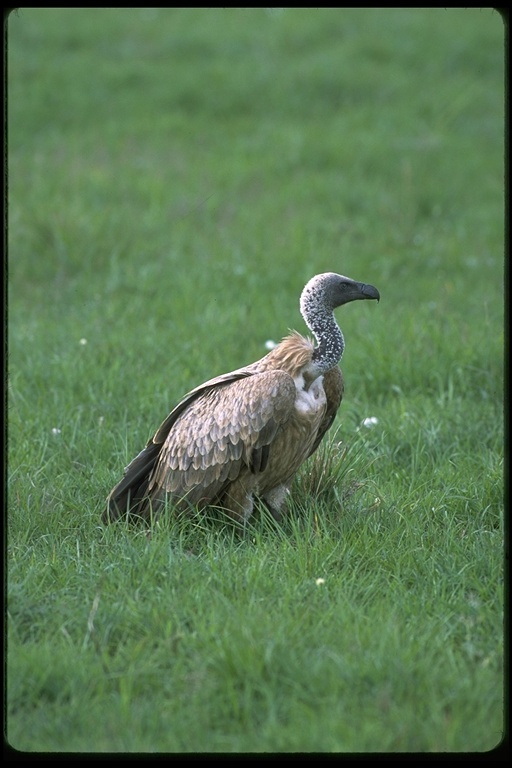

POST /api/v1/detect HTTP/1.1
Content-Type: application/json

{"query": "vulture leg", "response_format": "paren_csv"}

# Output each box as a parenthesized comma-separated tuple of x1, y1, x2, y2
(220, 473, 258, 523)
(261, 484, 290, 522)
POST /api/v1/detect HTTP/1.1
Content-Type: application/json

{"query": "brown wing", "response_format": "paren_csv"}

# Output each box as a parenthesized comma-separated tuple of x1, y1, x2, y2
(104, 366, 256, 521)
(149, 370, 297, 505)
(104, 369, 296, 520)
(307, 366, 344, 458)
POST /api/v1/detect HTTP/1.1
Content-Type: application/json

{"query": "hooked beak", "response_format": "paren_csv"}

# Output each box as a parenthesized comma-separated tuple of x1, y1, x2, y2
(359, 283, 380, 302)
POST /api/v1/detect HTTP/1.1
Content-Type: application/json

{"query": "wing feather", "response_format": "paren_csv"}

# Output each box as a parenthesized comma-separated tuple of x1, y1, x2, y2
(148, 370, 296, 501)
(104, 368, 258, 520)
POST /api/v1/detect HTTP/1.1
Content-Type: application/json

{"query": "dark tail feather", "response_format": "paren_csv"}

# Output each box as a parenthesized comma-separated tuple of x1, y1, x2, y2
(103, 442, 161, 523)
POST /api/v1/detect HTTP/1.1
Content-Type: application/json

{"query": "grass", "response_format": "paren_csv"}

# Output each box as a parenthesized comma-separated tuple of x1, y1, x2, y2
(6, 7, 504, 753)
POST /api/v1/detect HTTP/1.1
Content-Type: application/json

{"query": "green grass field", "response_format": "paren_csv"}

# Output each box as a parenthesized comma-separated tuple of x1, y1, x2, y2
(7, 8, 504, 753)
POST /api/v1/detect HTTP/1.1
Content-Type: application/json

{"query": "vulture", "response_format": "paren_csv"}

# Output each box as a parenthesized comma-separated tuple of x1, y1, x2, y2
(104, 272, 379, 524)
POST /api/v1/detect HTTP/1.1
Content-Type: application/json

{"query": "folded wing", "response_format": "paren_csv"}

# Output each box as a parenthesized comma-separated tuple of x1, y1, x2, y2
(104, 369, 297, 521)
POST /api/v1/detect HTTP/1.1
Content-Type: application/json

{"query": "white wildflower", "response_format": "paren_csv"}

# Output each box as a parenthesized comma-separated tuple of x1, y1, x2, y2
(264, 339, 278, 350)
(79, 338, 88, 346)
(315, 578, 325, 586)
(51, 427, 61, 435)
(362, 416, 379, 428)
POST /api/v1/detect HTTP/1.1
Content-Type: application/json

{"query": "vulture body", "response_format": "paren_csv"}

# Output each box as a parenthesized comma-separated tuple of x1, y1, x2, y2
(104, 272, 379, 524)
